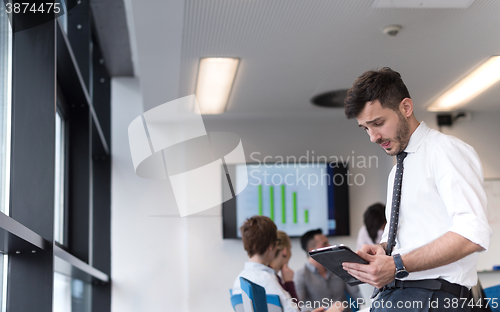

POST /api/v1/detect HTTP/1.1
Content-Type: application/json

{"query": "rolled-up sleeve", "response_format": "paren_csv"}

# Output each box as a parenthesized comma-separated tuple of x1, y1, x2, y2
(433, 137, 491, 251)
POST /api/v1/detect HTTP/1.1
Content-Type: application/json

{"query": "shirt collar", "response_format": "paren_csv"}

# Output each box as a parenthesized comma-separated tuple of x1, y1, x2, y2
(404, 121, 431, 154)
(244, 261, 276, 274)
(305, 261, 331, 278)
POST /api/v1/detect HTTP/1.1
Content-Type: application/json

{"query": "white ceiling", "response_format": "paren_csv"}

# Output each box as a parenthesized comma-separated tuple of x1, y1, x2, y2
(125, 0, 500, 116)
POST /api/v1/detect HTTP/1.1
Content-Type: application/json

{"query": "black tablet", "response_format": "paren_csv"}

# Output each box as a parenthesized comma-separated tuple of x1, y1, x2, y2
(308, 245, 368, 286)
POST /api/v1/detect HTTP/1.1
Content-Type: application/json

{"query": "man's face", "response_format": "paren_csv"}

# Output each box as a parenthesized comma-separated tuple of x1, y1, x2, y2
(314, 234, 330, 250)
(356, 99, 410, 156)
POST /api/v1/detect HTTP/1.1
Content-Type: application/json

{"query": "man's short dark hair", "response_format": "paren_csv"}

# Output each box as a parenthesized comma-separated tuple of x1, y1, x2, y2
(240, 216, 277, 257)
(300, 228, 322, 253)
(344, 67, 411, 119)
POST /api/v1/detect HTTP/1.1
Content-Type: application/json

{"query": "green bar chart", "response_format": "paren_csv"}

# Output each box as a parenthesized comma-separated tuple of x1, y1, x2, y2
(293, 192, 298, 224)
(235, 164, 330, 238)
(258, 185, 263, 216)
(269, 186, 274, 221)
(256, 184, 311, 225)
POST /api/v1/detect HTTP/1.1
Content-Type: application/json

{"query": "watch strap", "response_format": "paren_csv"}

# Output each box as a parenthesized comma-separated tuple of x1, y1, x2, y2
(393, 253, 405, 271)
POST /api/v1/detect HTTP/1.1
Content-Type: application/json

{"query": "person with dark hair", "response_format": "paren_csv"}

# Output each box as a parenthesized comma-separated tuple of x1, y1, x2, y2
(356, 203, 386, 251)
(342, 67, 491, 312)
(232, 217, 342, 312)
(294, 229, 362, 312)
(300, 228, 323, 254)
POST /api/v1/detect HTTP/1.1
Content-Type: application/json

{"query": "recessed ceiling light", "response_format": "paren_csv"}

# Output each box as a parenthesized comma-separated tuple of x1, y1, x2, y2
(195, 58, 239, 114)
(427, 56, 500, 112)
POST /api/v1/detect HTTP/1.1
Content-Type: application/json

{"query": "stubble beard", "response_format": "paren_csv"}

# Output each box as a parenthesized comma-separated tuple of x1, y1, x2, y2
(386, 113, 411, 156)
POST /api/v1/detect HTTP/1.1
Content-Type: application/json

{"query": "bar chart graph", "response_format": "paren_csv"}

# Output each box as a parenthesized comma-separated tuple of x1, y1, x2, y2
(257, 184, 309, 225)
(235, 164, 330, 237)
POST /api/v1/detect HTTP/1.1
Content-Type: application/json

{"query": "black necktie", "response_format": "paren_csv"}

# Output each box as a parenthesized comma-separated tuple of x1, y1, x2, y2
(386, 152, 408, 256)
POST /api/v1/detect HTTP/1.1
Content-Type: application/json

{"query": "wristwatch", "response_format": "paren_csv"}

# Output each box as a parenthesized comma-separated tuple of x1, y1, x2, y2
(393, 253, 409, 279)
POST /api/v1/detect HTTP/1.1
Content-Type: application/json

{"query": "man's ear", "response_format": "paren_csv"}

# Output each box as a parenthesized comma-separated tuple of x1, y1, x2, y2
(400, 98, 413, 118)
(282, 247, 288, 257)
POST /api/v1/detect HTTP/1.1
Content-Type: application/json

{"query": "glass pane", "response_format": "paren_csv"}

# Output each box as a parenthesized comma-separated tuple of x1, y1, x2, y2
(53, 273, 71, 312)
(59, 0, 68, 34)
(54, 111, 65, 244)
(0, 0, 13, 215)
(0, 255, 6, 312)
(71, 279, 91, 312)
(53, 273, 91, 312)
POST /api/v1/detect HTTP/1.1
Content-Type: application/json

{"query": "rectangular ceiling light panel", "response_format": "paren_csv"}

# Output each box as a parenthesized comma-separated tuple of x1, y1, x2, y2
(372, 0, 474, 9)
(427, 56, 500, 112)
(195, 58, 239, 114)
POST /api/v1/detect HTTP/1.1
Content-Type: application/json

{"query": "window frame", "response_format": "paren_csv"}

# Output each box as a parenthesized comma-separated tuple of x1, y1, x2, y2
(0, 3, 111, 312)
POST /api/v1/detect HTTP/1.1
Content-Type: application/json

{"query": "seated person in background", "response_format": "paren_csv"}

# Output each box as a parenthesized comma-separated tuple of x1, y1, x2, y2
(355, 203, 386, 251)
(269, 230, 299, 302)
(232, 216, 342, 312)
(295, 229, 362, 312)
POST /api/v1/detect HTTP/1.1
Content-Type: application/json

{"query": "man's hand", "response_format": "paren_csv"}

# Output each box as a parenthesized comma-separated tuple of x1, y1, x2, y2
(281, 263, 294, 282)
(341, 244, 396, 289)
(360, 244, 385, 256)
(325, 303, 345, 312)
(311, 303, 344, 312)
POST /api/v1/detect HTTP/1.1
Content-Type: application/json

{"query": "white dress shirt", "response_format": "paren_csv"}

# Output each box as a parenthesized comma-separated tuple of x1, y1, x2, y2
(380, 121, 491, 288)
(232, 262, 298, 312)
(356, 226, 384, 251)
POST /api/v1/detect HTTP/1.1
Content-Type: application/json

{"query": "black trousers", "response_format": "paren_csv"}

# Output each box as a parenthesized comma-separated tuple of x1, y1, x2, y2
(370, 288, 474, 312)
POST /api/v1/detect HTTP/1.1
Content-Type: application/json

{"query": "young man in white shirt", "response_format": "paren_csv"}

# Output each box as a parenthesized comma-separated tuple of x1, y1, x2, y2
(341, 68, 491, 312)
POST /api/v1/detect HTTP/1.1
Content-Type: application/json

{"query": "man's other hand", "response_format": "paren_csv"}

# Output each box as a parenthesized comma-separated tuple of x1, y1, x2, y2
(341, 244, 396, 289)
(312, 303, 345, 312)
(359, 244, 385, 256)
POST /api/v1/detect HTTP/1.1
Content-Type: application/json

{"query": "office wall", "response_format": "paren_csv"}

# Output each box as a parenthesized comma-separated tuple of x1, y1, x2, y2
(419, 111, 500, 180)
(111, 78, 190, 312)
(111, 77, 394, 312)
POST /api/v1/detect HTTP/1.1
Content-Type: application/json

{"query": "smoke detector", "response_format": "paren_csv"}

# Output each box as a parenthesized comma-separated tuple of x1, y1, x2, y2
(383, 25, 402, 37)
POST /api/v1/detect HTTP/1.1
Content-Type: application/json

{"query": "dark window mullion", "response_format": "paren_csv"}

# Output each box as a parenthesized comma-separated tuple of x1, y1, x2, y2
(8, 17, 56, 312)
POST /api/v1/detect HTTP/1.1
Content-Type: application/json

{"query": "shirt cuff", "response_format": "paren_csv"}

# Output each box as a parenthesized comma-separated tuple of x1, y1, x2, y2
(448, 216, 491, 252)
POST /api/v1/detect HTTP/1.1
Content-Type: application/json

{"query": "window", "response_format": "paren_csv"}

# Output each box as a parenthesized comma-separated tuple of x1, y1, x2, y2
(0, 0, 12, 215)
(59, 0, 68, 34)
(54, 108, 66, 245)
(0, 3, 111, 311)
(0, 254, 7, 312)
(0, 5, 10, 310)
(53, 272, 91, 312)
(53, 273, 71, 312)
(70, 278, 91, 312)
